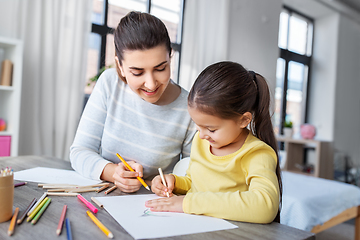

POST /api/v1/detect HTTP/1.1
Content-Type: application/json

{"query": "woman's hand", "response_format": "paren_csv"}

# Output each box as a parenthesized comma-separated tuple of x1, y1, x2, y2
(151, 174, 175, 197)
(145, 195, 185, 213)
(112, 161, 144, 193)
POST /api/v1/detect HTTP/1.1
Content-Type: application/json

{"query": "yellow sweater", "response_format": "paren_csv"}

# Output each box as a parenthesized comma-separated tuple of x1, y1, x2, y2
(173, 132, 279, 223)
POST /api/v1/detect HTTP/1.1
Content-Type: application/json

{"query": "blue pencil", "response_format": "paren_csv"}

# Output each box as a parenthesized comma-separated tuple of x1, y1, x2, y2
(65, 218, 72, 240)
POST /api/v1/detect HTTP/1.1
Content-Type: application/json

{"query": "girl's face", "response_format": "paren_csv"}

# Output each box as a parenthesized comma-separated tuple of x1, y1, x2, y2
(117, 45, 171, 105)
(188, 106, 251, 153)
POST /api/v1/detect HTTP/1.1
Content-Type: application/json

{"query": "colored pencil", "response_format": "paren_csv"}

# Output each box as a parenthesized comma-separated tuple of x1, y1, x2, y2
(7, 207, 19, 236)
(17, 198, 37, 224)
(65, 218, 72, 240)
(77, 194, 98, 213)
(66, 187, 99, 193)
(27, 197, 49, 222)
(56, 205, 67, 235)
(86, 210, 114, 238)
(27, 193, 47, 216)
(46, 192, 79, 196)
(96, 185, 109, 193)
(104, 185, 117, 195)
(31, 198, 51, 224)
(14, 182, 27, 187)
(158, 168, 169, 197)
(91, 197, 103, 208)
(116, 153, 150, 190)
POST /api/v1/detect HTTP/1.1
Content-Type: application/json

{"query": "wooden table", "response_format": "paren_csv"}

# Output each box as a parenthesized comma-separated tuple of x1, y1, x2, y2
(0, 156, 315, 240)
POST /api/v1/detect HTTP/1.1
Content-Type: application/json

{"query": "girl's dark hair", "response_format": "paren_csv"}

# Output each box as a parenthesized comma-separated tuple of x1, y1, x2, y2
(114, 11, 172, 83)
(188, 61, 282, 223)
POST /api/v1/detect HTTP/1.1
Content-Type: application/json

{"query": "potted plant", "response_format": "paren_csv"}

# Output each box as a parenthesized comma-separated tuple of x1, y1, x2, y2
(283, 120, 293, 138)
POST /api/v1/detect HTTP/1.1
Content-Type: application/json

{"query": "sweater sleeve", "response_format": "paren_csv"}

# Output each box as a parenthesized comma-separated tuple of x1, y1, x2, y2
(182, 149, 280, 223)
(69, 71, 112, 180)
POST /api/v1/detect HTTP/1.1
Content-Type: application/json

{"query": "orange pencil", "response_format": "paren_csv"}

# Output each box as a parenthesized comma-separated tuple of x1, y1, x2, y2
(116, 153, 150, 191)
(56, 205, 67, 235)
(8, 207, 19, 236)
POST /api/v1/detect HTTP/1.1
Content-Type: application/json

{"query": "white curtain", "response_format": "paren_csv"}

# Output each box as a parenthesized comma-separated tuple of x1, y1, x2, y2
(179, 0, 230, 91)
(0, 0, 92, 160)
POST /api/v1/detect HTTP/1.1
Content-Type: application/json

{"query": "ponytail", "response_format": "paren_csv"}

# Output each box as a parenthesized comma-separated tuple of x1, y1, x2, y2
(251, 73, 282, 223)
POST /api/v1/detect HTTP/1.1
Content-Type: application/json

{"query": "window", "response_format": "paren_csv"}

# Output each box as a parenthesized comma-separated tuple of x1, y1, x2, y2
(85, 0, 185, 95)
(274, 6, 313, 136)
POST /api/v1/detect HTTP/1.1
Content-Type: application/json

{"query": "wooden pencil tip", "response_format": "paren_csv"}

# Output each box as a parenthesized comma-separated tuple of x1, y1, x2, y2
(108, 232, 114, 239)
(7, 230, 13, 236)
(145, 186, 150, 191)
(56, 229, 61, 235)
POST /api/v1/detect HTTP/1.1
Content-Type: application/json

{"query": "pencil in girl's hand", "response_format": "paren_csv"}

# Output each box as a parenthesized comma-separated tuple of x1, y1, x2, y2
(158, 168, 169, 197)
(66, 218, 73, 240)
(8, 207, 19, 236)
(31, 198, 51, 225)
(56, 205, 67, 235)
(86, 210, 114, 238)
(116, 153, 150, 191)
(17, 198, 37, 224)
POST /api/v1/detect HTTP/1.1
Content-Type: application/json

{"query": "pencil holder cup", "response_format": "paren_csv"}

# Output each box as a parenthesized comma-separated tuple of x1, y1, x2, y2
(0, 174, 14, 222)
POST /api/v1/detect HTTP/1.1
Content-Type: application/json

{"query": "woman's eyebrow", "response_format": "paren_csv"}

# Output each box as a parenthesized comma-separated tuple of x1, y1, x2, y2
(129, 61, 167, 71)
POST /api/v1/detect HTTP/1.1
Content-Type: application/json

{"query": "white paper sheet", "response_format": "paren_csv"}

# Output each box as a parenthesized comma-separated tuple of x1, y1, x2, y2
(14, 167, 101, 186)
(95, 194, 238, 239)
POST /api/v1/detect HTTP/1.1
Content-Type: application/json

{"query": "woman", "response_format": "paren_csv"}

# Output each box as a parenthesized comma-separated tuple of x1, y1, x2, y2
(70, 11, 196, 193)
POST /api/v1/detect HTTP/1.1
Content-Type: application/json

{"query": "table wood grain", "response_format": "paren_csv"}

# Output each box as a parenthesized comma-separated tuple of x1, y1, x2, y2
(0, 156, 315, 240)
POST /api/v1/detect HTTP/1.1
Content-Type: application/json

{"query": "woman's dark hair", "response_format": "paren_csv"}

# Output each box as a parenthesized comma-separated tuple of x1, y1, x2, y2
(114, 11, 172, 83)
(188, 61, 282, 223)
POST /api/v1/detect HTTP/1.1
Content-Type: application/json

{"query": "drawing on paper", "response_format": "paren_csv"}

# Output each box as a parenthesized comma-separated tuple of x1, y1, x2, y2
(141, 208, 169, 217)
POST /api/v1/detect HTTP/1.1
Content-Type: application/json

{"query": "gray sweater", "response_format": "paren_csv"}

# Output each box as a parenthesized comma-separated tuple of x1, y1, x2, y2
(70, 69, 196, 181)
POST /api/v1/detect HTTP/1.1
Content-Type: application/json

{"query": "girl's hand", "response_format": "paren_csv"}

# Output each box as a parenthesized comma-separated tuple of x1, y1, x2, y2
(145, 195, 185, 213)
(112, 161, 143, 193)
(151, 174, 175, 197)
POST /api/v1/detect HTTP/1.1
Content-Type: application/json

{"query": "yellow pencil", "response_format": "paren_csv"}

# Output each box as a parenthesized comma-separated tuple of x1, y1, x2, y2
(116, 153, 150, 191)
(27, 197, 49, 222)
(86, 210, 113, 238)
(8, 207, 19, 236)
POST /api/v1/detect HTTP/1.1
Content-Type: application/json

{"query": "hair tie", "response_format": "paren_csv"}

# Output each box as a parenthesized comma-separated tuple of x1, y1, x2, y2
(248, 71, 257, 90)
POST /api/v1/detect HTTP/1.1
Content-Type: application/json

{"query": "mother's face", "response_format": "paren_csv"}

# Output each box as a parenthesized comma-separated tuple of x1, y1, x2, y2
(116, 45, 171, 105)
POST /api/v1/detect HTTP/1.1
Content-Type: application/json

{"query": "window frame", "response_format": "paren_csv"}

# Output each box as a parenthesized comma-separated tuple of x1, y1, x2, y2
(90, 0, 186, 84)
(278, 5, 314, 134)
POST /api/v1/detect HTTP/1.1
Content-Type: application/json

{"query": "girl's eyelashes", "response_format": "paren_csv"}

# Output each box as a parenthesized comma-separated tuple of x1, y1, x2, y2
(208, 129, 216, 133)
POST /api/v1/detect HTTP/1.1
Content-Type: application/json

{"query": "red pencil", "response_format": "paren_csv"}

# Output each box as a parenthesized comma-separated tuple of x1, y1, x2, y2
(56, 205, 67, 235)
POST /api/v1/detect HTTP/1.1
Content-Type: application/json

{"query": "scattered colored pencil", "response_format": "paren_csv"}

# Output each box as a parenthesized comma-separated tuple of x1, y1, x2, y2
(104, 185, 117, 195)
(56, 205, 67, 235)
(158, 168, 169, 197)
(66, 218, 72, 240)
(77, 194, 98, 213)
(17, 198, 37, 224)
(86, 210, 114, 238)
(46, 192, 79, 197)
(27, 197, 49, 222)
(7, 207, 19, 236)
(91, 197, 103, 208)
(14, 182, 27, 187)
(31, 198, 51, 224)
(27, 193, 47, 216)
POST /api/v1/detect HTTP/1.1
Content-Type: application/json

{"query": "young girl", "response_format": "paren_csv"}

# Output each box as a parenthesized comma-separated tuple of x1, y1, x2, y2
(146, 61, 282, 223)
(70, 11, 196, 193)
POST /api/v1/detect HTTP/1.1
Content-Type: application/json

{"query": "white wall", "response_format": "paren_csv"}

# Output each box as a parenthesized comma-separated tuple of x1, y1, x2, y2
(307, 14, 339, 141)
(227, 0, 282, 94)
(333, 15, 360, 164)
